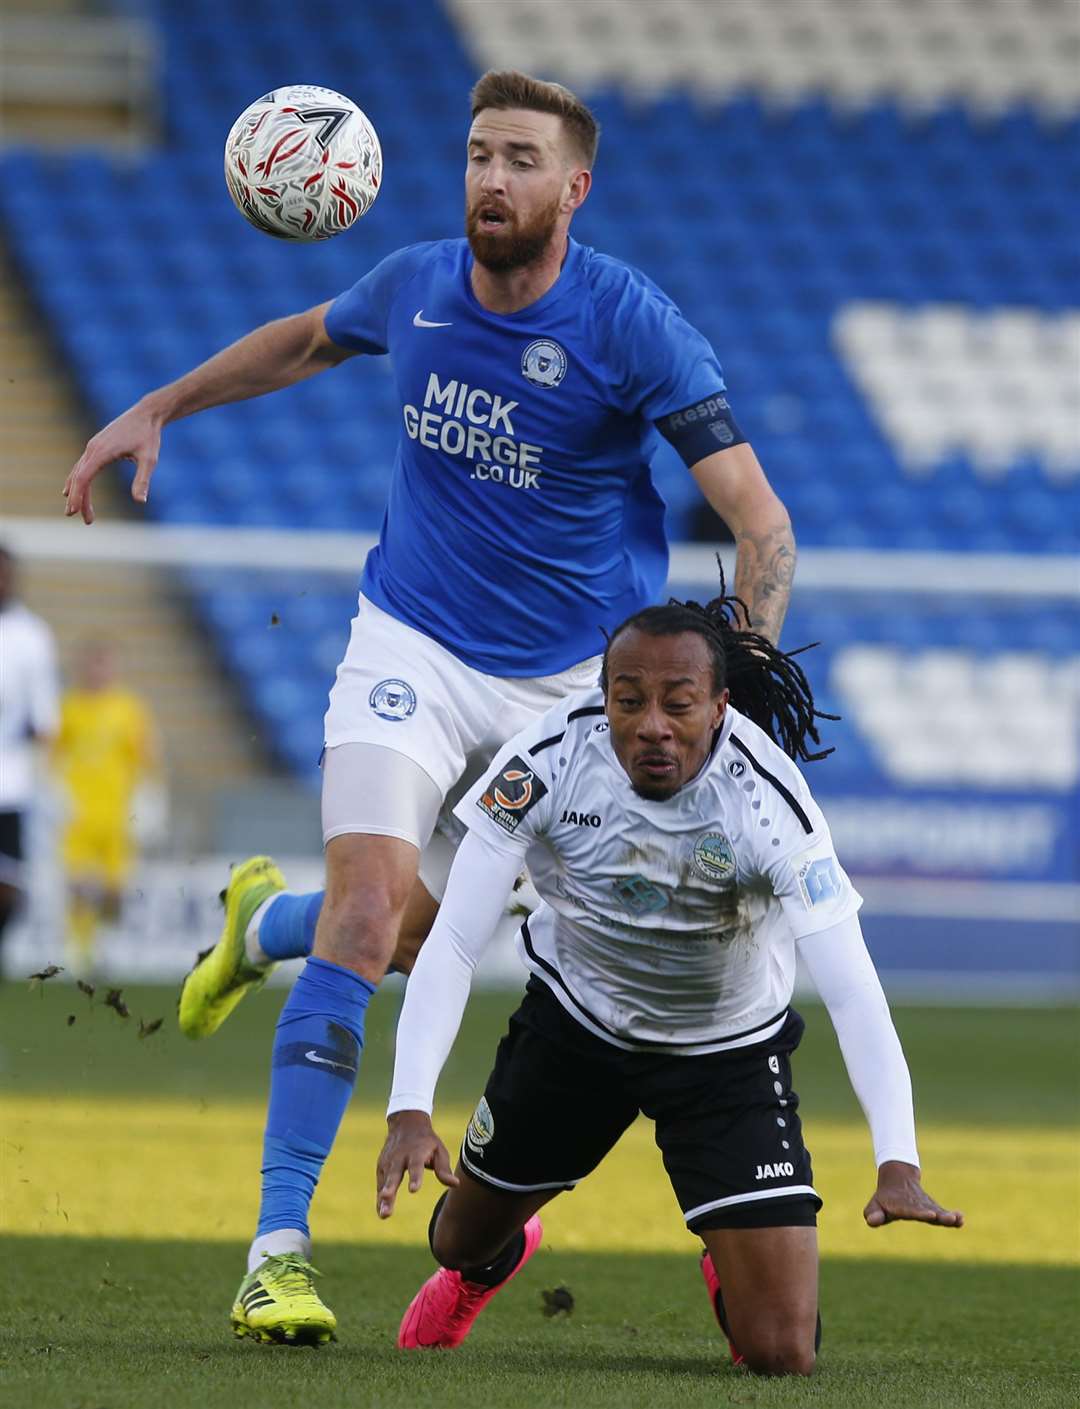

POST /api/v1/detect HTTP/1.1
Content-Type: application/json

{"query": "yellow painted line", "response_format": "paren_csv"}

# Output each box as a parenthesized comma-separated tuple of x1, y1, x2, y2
(2, 1095, 1077, 1267)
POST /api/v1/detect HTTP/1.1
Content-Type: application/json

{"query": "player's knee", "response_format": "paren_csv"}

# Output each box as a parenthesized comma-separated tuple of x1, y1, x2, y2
(320, 884, 407, 963)
(740, 1330, 816, 1378)
(429, 1214, 489, 1271)
(427, 1196, 506, 1271)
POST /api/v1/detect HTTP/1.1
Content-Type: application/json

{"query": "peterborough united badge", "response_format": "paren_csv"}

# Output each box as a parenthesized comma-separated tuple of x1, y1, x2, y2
(521, 339, 568, 388)
(369, 678, 417, 721)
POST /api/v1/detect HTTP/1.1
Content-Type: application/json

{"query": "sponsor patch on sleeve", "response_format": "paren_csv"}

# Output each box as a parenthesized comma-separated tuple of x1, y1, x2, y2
(476, 755, 548, 835)
(796, 854, 843, 910)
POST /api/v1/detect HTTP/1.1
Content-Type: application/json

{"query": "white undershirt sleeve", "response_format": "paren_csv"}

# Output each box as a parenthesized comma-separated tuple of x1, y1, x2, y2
(386, 828, 526, 1118)
(797, 913, 920, 1169)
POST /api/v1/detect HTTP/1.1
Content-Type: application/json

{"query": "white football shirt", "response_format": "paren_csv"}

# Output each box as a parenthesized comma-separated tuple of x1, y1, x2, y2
(455, 689, 861, 1055)
(0, 602, 60, 809)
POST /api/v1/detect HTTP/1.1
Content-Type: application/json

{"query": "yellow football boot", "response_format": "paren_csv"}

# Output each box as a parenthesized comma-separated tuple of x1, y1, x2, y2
(231, 1253, 337, 1346)
(177, 855, 285, 1039)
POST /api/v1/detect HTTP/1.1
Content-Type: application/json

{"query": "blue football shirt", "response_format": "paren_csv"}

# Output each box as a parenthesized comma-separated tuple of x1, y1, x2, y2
(324, 236, 728, 675)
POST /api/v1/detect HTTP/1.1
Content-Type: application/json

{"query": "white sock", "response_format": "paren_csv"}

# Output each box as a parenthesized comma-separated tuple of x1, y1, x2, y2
(247, 1227, 311, 1273)
(244, 894, 280, 967)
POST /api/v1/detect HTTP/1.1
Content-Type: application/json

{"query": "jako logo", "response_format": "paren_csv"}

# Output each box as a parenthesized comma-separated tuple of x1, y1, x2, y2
(560, 809, 601, 827)
(755, 1162, 795, 1180)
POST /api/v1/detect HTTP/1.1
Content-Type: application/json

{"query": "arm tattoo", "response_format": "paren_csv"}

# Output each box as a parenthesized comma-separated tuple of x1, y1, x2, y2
(733, 523, 796, 646)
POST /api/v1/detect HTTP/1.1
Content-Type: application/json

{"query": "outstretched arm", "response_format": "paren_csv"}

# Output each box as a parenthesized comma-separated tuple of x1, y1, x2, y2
(690, 443, 795, 645)
(798, 914, 964, 1230)
(63, 301, 353, 523)
(375, 829, 524, 1218)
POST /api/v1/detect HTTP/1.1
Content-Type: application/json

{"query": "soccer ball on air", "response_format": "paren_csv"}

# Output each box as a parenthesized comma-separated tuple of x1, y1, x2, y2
(224, 85, 381, 241)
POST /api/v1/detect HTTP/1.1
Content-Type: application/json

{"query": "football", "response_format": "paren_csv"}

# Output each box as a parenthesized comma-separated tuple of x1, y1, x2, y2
(223, 85, 381, 240)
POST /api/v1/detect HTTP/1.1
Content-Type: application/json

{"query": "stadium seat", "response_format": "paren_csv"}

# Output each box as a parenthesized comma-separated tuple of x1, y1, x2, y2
(3, 0, 1076, 778)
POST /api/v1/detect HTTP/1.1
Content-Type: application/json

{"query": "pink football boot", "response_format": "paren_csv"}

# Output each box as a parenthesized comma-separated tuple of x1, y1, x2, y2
(398, 1216, 544, 1350)
(700, 1251, 745, 1366)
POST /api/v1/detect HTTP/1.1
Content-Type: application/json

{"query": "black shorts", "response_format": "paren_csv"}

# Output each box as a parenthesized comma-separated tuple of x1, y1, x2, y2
(460, 978, 821, 1233)
(0, 811, 23, 883)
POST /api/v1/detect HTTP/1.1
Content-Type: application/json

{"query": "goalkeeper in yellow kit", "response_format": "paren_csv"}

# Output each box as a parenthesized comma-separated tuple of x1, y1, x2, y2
(52, 642, 160, 974)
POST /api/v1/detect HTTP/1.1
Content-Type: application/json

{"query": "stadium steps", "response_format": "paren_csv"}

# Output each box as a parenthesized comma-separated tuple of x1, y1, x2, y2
(0, 0, 156, 151)
(0, 245, 270, 835)
(0, 244, 99, 518)
(19, 561, 266, 795)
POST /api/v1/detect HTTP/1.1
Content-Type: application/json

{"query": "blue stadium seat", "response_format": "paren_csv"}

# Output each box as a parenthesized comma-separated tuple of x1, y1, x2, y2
(3, 2, 1074, 776)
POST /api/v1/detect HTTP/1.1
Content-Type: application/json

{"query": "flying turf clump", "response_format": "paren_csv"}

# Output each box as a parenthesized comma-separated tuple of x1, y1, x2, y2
(541, 1287, 575, 1318)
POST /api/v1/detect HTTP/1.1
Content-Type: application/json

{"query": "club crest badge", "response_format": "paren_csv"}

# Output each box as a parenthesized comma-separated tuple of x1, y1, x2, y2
(465, 1096, 495, 1152)
(521, 339, 568, 388)
(369, 678, 417, 722)
(692, 832, 737, 884)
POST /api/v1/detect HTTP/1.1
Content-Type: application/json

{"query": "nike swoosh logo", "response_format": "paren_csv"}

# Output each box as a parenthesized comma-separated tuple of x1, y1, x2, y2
(413, 309, 452, 328)
(305, 1049, 357, 1073)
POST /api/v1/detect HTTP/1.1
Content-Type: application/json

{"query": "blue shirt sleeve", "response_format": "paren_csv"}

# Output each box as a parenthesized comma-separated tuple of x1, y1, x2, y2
(323, 242, 432, 355)
(594, 261, 727, 422)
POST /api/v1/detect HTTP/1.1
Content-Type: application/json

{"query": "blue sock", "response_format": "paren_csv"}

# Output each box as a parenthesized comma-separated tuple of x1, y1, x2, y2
(257, 891, 323, 961)
(257, 955, 375, 1238)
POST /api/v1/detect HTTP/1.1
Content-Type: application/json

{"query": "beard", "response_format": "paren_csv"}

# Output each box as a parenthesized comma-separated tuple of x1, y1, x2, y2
(466, 191, 563, 273)
(628, 775, 680, 803)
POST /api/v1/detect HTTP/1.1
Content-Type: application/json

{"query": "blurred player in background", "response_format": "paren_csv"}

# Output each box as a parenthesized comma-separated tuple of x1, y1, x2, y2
(376, 592, 963, 1374)
(51, 640, 160, 977)
(63, 71, 796, 1342)
(0, 544, 60, 974)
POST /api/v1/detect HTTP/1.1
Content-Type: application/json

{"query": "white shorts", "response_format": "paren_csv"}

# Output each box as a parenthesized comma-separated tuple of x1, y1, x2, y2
(322, 593, 601, 896)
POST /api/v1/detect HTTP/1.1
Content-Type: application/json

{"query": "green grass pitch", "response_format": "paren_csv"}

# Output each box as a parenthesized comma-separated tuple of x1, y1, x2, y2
(1, 979, 1077, 1409)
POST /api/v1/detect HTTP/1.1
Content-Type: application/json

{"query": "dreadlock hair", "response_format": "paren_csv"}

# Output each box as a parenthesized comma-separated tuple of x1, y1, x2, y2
(599, 570, 837, 764)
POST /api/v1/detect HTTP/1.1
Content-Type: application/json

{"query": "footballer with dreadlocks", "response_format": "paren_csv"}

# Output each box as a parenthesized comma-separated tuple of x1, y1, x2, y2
(85, 69, 801, 1345)
(377, 581, 964, 1375)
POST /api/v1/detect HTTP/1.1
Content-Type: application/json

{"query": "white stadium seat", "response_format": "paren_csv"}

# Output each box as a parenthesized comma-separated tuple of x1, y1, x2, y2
(833, 303, 1080, 480)
(835, 647, 1080, 790)
(447, 0, 1080, 115)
